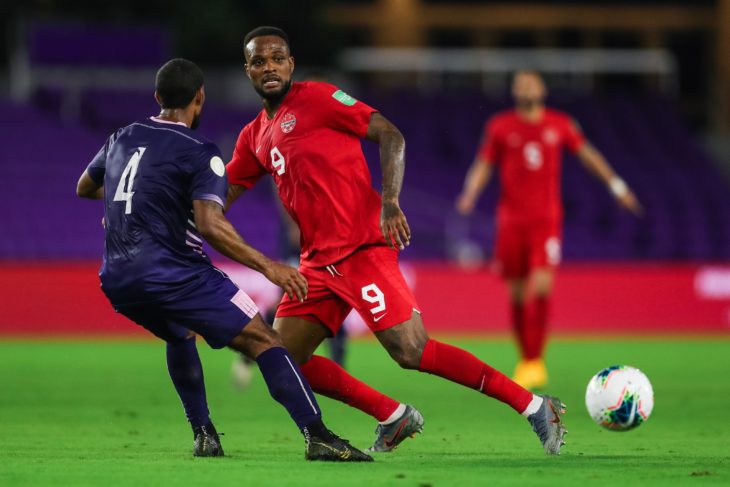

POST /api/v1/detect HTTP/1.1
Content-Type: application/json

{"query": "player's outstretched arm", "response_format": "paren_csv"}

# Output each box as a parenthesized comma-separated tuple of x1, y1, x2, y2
(76, 170, 104, 200)
(365, 112, 411, 250)
(225, 184, 246, 212)
(193, 199, 308, 301)
(576, 143, 643, 216)
(456, 158, 493, 216)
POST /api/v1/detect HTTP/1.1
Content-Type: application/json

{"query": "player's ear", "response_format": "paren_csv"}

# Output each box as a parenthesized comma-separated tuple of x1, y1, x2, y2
(289, 56, 295, 74)
(197, 86, 205, 106)
(153, 91, 163, 107)
(244, 61, 251, 79)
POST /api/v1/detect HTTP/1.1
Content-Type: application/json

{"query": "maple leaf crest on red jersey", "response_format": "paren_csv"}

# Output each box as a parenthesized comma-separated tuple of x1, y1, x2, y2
(280, 113, 297, 134)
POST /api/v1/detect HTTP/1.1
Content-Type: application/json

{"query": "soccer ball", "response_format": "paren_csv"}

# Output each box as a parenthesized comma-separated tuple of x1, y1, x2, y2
(585, 365, 654, 431)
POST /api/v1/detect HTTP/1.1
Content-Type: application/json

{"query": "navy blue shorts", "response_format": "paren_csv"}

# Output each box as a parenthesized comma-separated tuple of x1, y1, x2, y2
(114, 268, 260, 349)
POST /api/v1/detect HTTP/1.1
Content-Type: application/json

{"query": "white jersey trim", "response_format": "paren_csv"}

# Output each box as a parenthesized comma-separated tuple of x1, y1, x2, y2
(131, 122, 204, 145)
(149, 116, 187, 127)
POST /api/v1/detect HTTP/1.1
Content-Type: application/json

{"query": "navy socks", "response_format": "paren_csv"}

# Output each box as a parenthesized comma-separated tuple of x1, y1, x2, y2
(167, 340, 322, 435)
(256, 347, 322, 431)
(166, 337, 210, 428)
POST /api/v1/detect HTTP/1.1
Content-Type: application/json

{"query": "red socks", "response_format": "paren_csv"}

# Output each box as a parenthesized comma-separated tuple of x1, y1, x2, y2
(300, 355, 400, 422)
(300, 345, 533, 418)
(511, 301, 528, 359)
(531, 296, 549, 359)
(418, 339, 533, 413)
(512, 297, 550, 361)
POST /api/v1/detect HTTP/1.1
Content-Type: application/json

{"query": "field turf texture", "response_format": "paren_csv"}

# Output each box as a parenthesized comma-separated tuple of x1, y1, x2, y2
(1, 338, 728, 486)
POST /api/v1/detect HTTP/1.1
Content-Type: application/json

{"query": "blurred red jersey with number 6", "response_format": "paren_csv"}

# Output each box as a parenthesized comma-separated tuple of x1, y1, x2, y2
(478, 109, 585, 277)
(478, 109, 585, 226)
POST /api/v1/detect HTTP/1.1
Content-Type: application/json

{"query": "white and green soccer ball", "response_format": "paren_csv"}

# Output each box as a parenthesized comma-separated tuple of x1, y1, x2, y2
(585, 365, 654, 431)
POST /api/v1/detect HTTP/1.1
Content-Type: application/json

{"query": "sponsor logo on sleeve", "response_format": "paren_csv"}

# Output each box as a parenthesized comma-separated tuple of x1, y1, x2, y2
(210, 156, 226, 177)
(332, 90, 357, 106)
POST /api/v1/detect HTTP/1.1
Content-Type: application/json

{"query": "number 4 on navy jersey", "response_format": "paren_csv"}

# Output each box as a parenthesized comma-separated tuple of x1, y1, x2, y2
(113, 147, 146, 214)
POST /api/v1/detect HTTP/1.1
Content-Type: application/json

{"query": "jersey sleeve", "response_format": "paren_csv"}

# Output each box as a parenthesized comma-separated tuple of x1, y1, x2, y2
(226, 127, 267, 189)
(562, 117, 586, 154)
(476, 118, 501, 164)
(86, 130, 121, 184)
(189, 142, 228, 208)
(312, 82, 377, 138)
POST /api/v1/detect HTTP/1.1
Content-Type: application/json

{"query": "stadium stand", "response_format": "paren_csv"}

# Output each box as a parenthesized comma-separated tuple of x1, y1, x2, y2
(1, 89, 729, 261)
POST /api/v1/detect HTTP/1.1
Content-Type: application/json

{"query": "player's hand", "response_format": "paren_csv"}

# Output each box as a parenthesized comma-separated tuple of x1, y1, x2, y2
(617, 190, 643, 217)
(381, 200, 411, 250)
(455, 193, 476, 216)
(264, 262, 308, 302)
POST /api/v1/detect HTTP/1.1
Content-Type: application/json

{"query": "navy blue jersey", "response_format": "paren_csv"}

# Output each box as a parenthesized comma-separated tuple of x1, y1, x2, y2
(87, 117, 228, 306)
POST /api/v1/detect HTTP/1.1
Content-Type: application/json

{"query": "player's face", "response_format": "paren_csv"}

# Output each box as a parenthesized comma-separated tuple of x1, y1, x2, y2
(245, 36, 295, 102)
(512, 73, 546, 109)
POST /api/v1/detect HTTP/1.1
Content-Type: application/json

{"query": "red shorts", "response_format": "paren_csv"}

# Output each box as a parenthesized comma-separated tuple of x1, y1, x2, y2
(276, 245, 420, 335)
(494, 219, 562, 279)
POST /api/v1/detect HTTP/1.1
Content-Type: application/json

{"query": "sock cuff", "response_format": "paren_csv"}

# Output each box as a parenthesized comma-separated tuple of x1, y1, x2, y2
(300, 354, 326, 372)
(167, 335, 196, 349)
(418, 339, 438, 371)
(521, 394, 544, 417)
(255, 346, 288, 366)
(379, 403, 407, 425)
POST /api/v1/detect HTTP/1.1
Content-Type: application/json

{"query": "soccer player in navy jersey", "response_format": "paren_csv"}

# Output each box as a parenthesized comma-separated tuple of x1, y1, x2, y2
(75, 58, 371, 462)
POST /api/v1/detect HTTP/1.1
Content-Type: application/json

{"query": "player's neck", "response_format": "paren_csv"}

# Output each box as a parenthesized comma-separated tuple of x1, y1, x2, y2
(261, 83, 293, 119)
(516, 106, 545, 123)
(157, 109, 192, 128)
(263, 99, 283, 119)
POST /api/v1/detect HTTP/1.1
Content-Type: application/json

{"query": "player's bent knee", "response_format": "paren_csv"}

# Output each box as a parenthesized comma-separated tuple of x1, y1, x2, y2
(377, 314, 428, 369)
(228, 314, 283, 359)
(272, 316, 328, 365)
(385, 339, 425, 370)
(389, 346, 423, 370)
(531, 269, 554, 296)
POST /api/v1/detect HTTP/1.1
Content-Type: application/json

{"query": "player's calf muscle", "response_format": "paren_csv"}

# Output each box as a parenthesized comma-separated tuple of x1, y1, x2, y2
(228, 314, 282, 359)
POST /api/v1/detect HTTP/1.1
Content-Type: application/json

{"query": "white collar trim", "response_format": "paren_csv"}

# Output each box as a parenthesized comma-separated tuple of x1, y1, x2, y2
(150, 116, 187, 127)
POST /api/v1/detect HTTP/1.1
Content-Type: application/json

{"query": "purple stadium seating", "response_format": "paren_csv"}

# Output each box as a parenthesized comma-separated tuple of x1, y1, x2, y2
(1, 87, 728, 262)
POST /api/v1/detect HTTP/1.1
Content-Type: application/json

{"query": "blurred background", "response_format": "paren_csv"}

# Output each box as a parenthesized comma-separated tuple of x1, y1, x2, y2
(1, 0, 729, 336)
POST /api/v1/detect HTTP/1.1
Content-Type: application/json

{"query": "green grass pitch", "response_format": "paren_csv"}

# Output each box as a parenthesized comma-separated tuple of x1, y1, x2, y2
(1, 337, 729, 486)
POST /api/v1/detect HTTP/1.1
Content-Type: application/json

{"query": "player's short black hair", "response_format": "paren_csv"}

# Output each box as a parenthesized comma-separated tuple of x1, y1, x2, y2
(155, 58, 204, 109)
(243, 26, 290, 53)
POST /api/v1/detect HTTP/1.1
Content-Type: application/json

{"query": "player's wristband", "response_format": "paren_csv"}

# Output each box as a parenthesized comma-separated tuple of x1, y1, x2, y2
(609, 177, 628, 198)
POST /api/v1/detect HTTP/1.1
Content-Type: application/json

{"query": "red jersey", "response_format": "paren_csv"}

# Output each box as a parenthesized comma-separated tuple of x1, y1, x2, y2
(477, 108, 585, 224)
(227, 81, 384, 268)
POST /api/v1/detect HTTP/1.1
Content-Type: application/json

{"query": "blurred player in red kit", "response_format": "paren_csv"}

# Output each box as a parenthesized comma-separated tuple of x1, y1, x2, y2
(226, 27, 567, 455)
(456, 71, 642, 389)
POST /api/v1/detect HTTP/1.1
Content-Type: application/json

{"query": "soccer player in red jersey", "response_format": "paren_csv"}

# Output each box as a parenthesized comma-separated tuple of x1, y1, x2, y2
(226, 27, 567, 455)
(456, 71, 642, 389)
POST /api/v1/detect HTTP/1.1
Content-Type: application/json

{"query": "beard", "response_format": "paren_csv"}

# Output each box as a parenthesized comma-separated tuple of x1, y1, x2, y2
(515, 96, 543, 111)
(254, 78, 292, 105)
(190, 112, 201, 130)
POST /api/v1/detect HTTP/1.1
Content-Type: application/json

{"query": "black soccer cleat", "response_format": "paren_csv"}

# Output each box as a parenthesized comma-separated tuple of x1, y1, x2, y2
(304, 427, 373, 462)
(193, 422, 224, 457)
